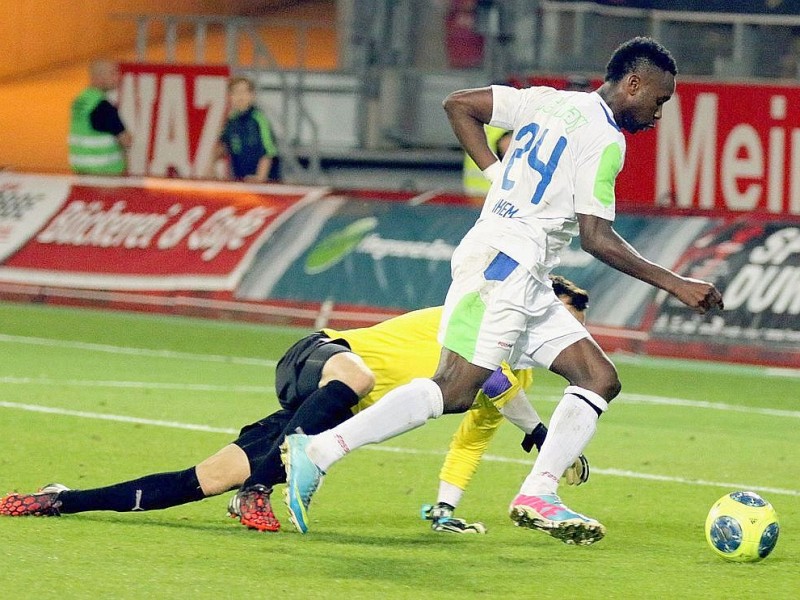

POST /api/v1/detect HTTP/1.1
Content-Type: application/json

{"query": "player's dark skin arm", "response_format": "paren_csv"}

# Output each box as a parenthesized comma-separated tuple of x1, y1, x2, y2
(443, 87, 498, 171)
(577, 213, 724, 313)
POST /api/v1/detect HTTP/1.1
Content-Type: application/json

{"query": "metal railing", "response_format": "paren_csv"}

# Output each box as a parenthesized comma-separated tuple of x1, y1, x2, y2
(538, 1, 800, 79)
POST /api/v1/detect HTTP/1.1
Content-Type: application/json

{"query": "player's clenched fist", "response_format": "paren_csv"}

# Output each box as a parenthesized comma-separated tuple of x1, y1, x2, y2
(674, 277, 724, 314)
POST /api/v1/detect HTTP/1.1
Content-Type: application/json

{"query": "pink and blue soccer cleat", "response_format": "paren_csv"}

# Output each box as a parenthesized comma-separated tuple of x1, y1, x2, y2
(509, 493, 605, 545)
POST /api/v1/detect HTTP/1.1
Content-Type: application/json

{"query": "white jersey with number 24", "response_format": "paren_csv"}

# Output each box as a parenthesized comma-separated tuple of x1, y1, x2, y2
(461, 85, 626, 280)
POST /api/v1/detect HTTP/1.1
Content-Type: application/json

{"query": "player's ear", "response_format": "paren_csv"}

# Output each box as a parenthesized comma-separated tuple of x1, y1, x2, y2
(625, 73, 641, 96)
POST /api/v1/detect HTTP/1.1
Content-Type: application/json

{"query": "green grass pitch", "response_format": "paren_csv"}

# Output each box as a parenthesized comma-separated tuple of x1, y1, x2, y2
(1, 302, 798, 599)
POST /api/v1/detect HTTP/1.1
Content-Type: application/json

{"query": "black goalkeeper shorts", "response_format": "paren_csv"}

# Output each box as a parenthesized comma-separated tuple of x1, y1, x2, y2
(274, 332, 351, 411)
(233, 333, 351, 464)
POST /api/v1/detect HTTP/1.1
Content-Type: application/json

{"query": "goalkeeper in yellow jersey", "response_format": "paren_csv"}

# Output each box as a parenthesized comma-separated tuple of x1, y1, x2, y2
(1, 276, 586, 534)
(421, 275, 591, 534)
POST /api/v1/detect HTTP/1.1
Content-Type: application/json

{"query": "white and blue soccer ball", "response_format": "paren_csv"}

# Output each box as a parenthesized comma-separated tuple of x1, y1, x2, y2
(705, 491, 780, 562)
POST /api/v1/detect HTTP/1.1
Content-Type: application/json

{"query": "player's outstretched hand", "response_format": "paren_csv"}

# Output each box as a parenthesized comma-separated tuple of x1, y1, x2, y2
(674, 277, 724, 314)
(564, 454, 590, 486)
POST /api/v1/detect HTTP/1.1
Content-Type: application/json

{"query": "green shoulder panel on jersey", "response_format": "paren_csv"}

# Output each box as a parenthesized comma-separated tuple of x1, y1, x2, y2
(593, 142, 622, 207)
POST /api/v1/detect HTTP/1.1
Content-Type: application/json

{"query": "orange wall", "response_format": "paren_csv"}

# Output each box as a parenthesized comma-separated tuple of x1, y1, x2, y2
(0, 1, 337, 174)
(0, 1, 283, 80)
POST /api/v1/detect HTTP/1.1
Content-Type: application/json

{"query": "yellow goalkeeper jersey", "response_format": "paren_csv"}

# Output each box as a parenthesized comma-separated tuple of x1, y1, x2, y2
(325, 306, 534, 492)
(323, 307, 442, 414)
(323, 306, 532, 415)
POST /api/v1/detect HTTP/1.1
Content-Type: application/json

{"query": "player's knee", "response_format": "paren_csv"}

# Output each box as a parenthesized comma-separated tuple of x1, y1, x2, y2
(570, 355, 621, 402)
(341, 366, 375, 398)
(569, 364, 620, 402)
(604, 376, 622, 401)
(594, 366, 621, 401)
(322, 352, 375, 398)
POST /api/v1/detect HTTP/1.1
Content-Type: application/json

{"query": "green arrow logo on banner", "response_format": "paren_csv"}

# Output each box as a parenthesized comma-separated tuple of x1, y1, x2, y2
(304, 217, 378, 275)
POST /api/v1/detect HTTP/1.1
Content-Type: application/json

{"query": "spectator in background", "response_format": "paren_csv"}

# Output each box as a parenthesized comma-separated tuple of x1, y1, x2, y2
(68, 60, 131, 175)
(209, 77, 279, 183)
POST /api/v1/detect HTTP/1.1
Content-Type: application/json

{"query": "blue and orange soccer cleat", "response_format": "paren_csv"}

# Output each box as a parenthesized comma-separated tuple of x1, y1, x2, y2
(227, 484, 281, 532)
(280, 433, 324, 534)
(0, 483, 70, 517)
(421, 502, 487, 534)
(509, 493, 605, 545)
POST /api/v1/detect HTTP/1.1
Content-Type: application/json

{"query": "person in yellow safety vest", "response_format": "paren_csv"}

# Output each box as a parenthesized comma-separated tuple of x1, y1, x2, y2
(68, 60, 131, 175)
(462, 125, 511, 198)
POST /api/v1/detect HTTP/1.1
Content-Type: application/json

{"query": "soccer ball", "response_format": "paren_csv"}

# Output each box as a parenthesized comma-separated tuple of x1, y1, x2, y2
(705, 491, 780, 562)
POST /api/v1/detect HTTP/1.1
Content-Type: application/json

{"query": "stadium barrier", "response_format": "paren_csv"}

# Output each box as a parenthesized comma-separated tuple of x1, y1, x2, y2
(1, 171, 798, 368)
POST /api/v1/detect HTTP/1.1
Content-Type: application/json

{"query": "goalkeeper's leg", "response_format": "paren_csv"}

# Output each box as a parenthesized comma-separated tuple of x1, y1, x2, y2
(1, 444, 249, 516)
(422, 399, 502, 533)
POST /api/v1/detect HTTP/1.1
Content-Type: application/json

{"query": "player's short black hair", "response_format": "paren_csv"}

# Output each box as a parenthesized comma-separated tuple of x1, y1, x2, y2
(550, 274, 589, 312)
(604, 37, 677, 83)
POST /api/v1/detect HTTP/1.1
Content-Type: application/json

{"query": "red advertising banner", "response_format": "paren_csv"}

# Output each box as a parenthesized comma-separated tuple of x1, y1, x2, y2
(118, 63, 231, 179)
(514, 74, 800, 219)
(1, 172, 798, 367)
(0, 173, 72, 264)
(0, 174, 322, 291)
(621, 79, 800, 218)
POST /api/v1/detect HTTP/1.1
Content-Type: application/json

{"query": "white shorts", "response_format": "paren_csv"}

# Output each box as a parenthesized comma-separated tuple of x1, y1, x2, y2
(438, 241, 589, 370)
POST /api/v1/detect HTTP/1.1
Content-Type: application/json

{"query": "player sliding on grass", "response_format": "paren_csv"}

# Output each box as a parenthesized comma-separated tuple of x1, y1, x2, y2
(280, 36, 724, 545)
(0, 279, 588, 533)
(422, 275, 590, 534)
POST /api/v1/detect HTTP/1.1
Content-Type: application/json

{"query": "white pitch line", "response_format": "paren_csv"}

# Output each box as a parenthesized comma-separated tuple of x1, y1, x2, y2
(6, 332, 800, 381)
(586, 468, 800, 498)
(368, 447, 800, 497)
(2, 376, 798, 418)
(0, 401, 238, 435)
(0, 376, 273, 394)
(1, 400, 798, 498)
(612, 351, 800, 379)
(0, 333, 277, 367)
(617, 392, 800, 418)
(534, 387, 800, 419)
(0, 375, 800, 419)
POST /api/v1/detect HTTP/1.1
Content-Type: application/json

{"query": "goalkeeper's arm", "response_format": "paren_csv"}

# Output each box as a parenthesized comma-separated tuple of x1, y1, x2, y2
(504, 391, 590, 486)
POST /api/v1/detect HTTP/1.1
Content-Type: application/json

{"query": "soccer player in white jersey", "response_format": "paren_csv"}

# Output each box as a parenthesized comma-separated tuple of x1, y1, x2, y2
(281, 37, 724, 544)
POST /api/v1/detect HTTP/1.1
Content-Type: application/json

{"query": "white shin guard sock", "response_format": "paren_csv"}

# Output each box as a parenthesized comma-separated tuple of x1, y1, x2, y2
(437, 480, 465, 509)
(308, 378, 444, 472)
(519, 386, 608, 497)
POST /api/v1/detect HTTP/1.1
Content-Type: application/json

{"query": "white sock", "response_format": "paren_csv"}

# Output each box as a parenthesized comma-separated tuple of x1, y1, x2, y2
(519, 386, 608, 496)
(437, 480, 464, 509)
(307, 378, 444, 472)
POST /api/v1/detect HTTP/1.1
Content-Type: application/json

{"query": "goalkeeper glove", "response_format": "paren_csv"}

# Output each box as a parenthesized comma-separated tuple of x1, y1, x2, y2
(564, 454, 590, 486)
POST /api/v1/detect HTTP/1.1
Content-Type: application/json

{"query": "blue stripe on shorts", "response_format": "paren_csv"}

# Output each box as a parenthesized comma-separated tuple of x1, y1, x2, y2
(483, 251, 518, 281)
